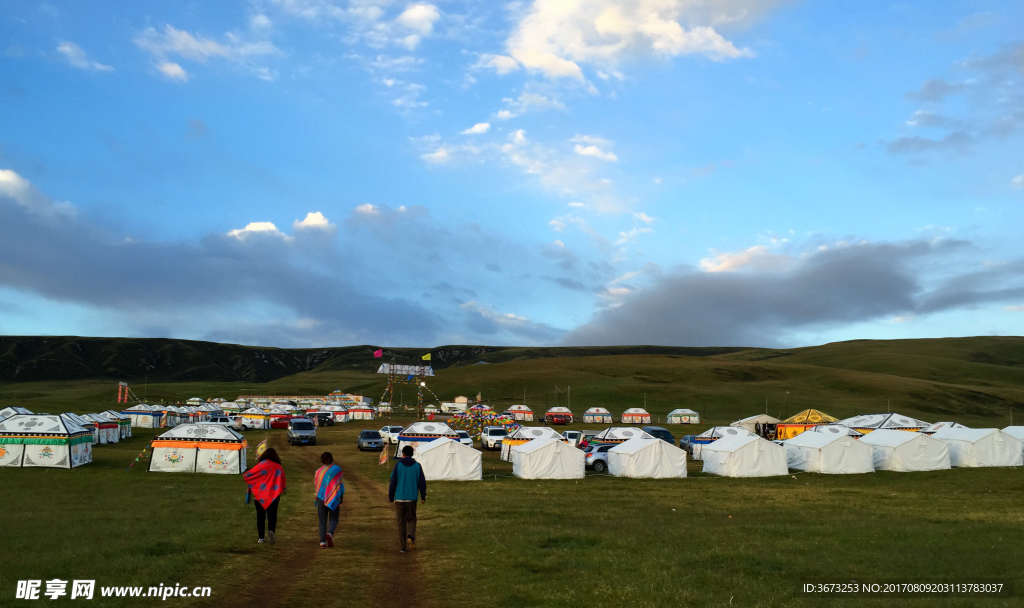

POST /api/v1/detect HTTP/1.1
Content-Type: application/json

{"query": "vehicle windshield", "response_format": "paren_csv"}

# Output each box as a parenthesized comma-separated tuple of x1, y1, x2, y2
(361, 431, 381, 438)
(457, 431, 470, 438)
(488, 429, 507, 436)
(291, 422, 314, 430)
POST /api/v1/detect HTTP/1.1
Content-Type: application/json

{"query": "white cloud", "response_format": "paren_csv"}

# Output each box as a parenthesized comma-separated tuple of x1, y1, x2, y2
(574, 144, 617, 162)
(293, 211, 336, 232)
(421, 147, 451, 163)
(250, 14, 272, 29)
(473, 53, 520, 75)
(504, 0, 758, 80)
(1013, 175, 1024, 190)
(354, 203, 380, 215)
(56, 41, 113, 71)
(615, 226, 653, 244)
(0, 169, 76, 220)
(699, 245, 794, 273)
(157, 62, 189, 82)
(396, 4, 440, 36)
(226, 221, 289, 240)
(461, 122, 490, 135)
(1006, 305, 1024, 312)
(633, 211, 654, 224)
(496, 91, 566, 119)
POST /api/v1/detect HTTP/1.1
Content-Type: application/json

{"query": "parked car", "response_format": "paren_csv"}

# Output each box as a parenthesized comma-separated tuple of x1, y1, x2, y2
(584, 444, 614, 472)
(357, 430, 385, 451)
(642, 426, 676, 445)
(481, 426, 508, 450)
(545, 413, 573, 425)
(562, 430, 582, 447)
(307, 412, 334, 426)
(455, 430, 474, 447)
(272, 415, 306, 430)
(379, 425, 405, 444)
(287, 419, 317, 446)
(679, 435, 697, 455)
(208, 416, 232, 426)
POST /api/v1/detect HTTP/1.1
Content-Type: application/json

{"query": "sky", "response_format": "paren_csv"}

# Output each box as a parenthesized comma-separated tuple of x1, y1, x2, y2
(0, 0, 1022, 349)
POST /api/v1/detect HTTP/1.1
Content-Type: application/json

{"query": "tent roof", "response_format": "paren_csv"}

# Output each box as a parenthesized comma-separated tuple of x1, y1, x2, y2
(507, 426, 564, 441)
(415, 436, 480, 455)
(838, 413, 929, 430)
(805, 424, 863, 438)
(0, 414, 89, 436)
(584, 407, 611, 414)
(781, 409, 838, 424)
(784, 431, 857, 448)
(155, 423, 245, 442)
(696, 426, 752, 439)
(923, 421, 967, 433)
(513, 436, 581, 455)
(701, 433, 760, 452)
(62, 413, 95, 427)
(508, 404, 532, 411)
(622, 408, 650, 415)
(103, 410, 130, 420)
(593, 427, 654, 441)
(858, 428, 928, 448)
(609, 437, 667, 455)
(732, 414, 780, 425)
(546, 407, 573, 414)
(241, 407, 268, 415)
(401, 421, 457, 436)
(931, 427, 1001, 442)
(667, 408, 698, 416)
(1003, 426, 1024, 441)
(122, 404, 157, 412)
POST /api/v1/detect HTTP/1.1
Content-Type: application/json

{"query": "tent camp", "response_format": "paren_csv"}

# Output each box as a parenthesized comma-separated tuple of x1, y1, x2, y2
(690, 426, 753, 460)
(511, 437, 585, 479)
(804, 424, 864, 438)
(0, 407, 33, 423)
(396, 422, 460, 456)
(62, 413, 99, 445)
(666, 409, 700, 424)
(731, 414, 780, 434)
(608, 437, 687, 478)
(591, 427, 655, 445)
(701, 434, 788, 478)
(782, 432, 874, 474)
(506, 405, 534, 422)
(239, 407, 270, 430)
(583, 407, 613, 424)
(122, 405, 164, 429)
(544, 407, 574, 423)
(922, 421, 968, 434)
(0, 414, 93, 468)
(81, 413, 120, 444)
(931, 428, 1023, 468)
(415, 437, 482, 481)
(775, 409, 838, 440)
(620, 408, 652, 424)
(149, 423, 248, 474)
(837, 413, 929, 435)
(500, 426, 568, 461)
(347, 404, 376, 420)
(859, 429, 950, 472)
(104, 410, 133, 438)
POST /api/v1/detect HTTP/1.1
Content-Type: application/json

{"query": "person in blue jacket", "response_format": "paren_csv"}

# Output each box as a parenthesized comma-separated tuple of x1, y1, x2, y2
(388, 445, 427, 553)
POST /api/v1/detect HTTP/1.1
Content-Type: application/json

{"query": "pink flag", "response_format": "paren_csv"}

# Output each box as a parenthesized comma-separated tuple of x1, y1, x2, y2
(373, 349, 383, 358)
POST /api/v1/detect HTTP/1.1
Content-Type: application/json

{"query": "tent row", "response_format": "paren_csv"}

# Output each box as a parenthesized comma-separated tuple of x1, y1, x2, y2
(501, 406, 700, 424)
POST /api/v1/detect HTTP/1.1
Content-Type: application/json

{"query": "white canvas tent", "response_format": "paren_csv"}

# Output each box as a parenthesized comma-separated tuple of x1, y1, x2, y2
(666, 408, 700, 424)
(415, 437, 482, 481)
(690, 426, 753, 461)
(122, 405, 163, 428)
(0, 414, 93, 468)
(931, 428, 1023, 468)
(149, 423, 248, 474)
(507, 404, 534, 421)
(82, 413, 120, 444)
(397, 421, 459, 456)
(500, 426, 567, 461)
(620, 408, 651, 424)
(859, 429, 950, 472)
(838, 413, 930, 433)
(544, 406, 574, 422)
(1003, 426, 1024, 442)
(782, 431, 874, 474)
(608, 437, 687, 478)
(239, 407, 270, 430)
(922, 421, 968, 434)
(0, 407, 33, 423)
(592, 427, 655, 444)
(583, 407, 613, 424)
(701, 434, 787, 478)
(511, 437, 585, 479)
(104, 410, 133, 438)
(62, 413, 99, 445)
(731, 414, 780, 434)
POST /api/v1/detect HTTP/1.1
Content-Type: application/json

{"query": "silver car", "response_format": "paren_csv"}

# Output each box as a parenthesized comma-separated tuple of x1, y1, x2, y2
(455, 430, 474, 447)
(287, 419, 317, 446)
(584, 444, 613, 472)
(357, 430, 385, 451)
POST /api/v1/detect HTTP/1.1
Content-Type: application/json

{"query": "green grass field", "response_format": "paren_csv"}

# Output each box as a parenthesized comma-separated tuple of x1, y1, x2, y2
(3, 337, 1024, 606)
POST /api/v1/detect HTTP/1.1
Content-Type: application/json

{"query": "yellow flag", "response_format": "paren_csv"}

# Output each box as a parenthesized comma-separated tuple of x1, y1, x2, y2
(256, 439, 268, 458)
(421, 353, 431, 361)
(379, 448, 389, 465)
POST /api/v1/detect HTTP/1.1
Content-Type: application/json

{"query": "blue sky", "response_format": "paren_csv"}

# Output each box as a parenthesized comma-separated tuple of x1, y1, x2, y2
(0, 0, 1022, 348)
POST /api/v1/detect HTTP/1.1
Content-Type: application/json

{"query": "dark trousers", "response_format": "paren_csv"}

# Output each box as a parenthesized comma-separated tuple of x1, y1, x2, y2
(395, 501, 417, 550)
(256, 498, 279, 539)
(317, 498, 339, 542)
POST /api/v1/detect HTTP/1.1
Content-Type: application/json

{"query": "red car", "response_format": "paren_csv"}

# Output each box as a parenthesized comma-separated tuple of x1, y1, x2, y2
(546, 413, 573, 425)
(271, 415, 303, 429)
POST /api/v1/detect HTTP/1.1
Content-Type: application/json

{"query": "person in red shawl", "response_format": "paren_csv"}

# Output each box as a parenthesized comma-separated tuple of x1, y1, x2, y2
(243, 448, 287, 545)
(314, 452, 344, 549)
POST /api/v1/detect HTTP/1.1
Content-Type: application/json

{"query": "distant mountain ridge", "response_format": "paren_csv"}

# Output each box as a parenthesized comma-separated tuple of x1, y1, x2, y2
(0, 336, 746, 383)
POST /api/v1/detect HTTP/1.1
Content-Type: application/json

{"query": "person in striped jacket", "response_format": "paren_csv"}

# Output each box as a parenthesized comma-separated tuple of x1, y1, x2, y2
(314, 452, 344, 548)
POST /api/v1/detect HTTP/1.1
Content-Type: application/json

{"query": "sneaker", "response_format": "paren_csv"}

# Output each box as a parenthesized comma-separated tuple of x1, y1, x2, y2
(268, 531, 276, 545)
(407, 537, 416, 551)
(320, 541, 327, 549)
(326, 533, 334, 548)
(258, 539, 265, 543)
(400, 549, 407, 553)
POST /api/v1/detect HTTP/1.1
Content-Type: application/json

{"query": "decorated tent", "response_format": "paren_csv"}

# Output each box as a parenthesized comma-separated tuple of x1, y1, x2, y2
(608, 437, 687, 478)
(837, 413, 929, 435)
(162, 406, 184, 427)
(186, 398, 206, 406)
(220, 402, 245, 414)
(775, 409, 838, 440)
(448, 407, 519, 441)
(415, 437, 482, 481)
(104, 410, 133, 438)
(620, 407, 652, 424)
(62, 413, 99, 445)
(321, 405, 350, 424)
(690, 426, 753, 461)
(149, 423, 248, 474)
(0, 414, 93, 468)
(396, 421, 460, 456)
(347, 404, 376, 420)
(783, 432, 874, 474)
(931, 428, 1023, 468)
(500, 426, 568, 461)
(804, 424, 864, 439)
(511, 437, 585, 479)
(922, 421, 968, 434)
(583, 407, 613, 424)
(81, 413, 120, 444)
(121, 405, 166, 428)
(0, 407, 33, 423)
(731, 414, 781, 434)
(506, 404, 534, 422)
(544, 406, 574, 423)
(592, 427, 655, 445)
(701, 434, 788, 478)
(267, 407, 291, 424)
(859, 429, 950, 472)
(239, 407, 270, 430)
(666, 408, 700, 424)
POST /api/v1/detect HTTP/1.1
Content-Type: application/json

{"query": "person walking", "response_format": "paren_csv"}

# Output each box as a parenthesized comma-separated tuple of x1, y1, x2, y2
(388, 445, 427, 553)
(243, 448, 286, 545)
(314, 452, 344, 549)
